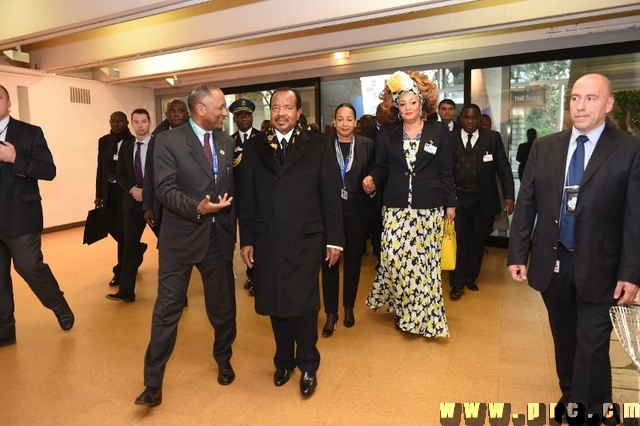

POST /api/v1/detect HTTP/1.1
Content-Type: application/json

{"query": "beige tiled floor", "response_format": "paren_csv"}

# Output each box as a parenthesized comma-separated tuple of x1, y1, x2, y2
(0, 228, 637, 425)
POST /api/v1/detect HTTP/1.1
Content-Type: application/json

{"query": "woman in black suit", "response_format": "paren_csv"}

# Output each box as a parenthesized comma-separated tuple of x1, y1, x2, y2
(362, 71, 456, 337)
(321, 103, 374, 336)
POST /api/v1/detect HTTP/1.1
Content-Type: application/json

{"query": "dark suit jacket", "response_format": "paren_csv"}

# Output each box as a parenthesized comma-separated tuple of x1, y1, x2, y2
(451, 128, 514, 217)
(142, 119, 177, 226)
(507, 125, 640, 303)
(0, 117, 56, 236)
(116, 139, 145, 213)
(370, 120, 456, 210)
(154, 125, 236, 264)
(238, 130, 344, 317)
(95, 131, 134, 202)
(331, 134, 375, 222)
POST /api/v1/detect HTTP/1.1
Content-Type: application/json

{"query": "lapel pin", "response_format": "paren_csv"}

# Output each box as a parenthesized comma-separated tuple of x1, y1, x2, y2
(220, 150, 225, 155)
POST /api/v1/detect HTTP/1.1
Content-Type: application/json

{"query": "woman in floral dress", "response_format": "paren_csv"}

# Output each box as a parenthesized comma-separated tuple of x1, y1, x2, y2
(362, 71, 456, 337)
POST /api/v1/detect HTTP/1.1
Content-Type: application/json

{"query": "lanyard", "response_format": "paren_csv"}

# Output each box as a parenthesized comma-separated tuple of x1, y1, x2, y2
(335, 136, 355, 187)
(189, 118, 218, 180)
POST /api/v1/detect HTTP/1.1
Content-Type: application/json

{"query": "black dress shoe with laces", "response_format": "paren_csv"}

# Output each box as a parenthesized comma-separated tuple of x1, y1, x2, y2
(54, 299, 74, 331)
(466, 282, 479, 291)
(274, 368, 292, 386)
(449, 286, 463, 300)
(299, 372, 317, 397)
(108, 275, 119, 287)
(134, 386, 162, 406)
(105, 291, 135, 303)
(217, 361, 235, 385)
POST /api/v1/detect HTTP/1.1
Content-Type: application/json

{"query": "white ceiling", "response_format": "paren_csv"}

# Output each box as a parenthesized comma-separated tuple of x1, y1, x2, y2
(2, 0, 639, 92)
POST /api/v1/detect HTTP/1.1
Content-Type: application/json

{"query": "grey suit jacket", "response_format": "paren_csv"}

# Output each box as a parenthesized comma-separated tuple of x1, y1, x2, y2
(507, 125, 640, 303)
(154, 124, 236, 263)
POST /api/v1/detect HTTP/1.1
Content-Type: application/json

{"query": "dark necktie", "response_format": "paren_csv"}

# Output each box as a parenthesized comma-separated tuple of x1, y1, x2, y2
(559, 135, 588, 249)
(465, 133, 473, 154)
(203, 132, 214, 170)
(134, 142, 144, 187)
(279, 138, 288, 165)
(243, 133, 248, 144)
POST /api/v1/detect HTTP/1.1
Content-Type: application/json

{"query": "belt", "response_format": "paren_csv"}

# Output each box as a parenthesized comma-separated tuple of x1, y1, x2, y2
(558, 242, 574, 252)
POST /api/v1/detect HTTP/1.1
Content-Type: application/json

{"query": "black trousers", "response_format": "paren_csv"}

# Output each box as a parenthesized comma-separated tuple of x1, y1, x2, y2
(270, 312, 320, 373)
(542, 246, 615, 415)
(143, 225, 236, 388)
(321, 214, 369, 312)
(0, 231, 66, 340)
(449, 191, 489, 288)
(104, 182, 125, 278)
(119, 202, 158, 295)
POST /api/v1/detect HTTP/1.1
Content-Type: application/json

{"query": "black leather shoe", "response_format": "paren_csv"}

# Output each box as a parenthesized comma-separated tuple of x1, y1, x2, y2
(0, 336, 17, 347)
(322, 313, 338, 337)
(274, 368, 292, 387)
(466, 282, 479, 291)
(54, 299, 74, 331)
(217, 361, 235, 385)
(449, 286, 463, 300)
(106, 291, 135, 303)
(183, 296, 188, 308)
(108, 275, 119, 287)
(134, 386, 162, 406)
(243, 278, 253, 289)
(249, 287, 254, 296)
(344, 308, 355, 328)
(299, 372, 317, 397)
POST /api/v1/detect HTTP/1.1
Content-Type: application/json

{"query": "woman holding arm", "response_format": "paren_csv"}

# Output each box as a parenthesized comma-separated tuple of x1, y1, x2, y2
(362, 71, 456, 338)
(321, 103, 375, 336)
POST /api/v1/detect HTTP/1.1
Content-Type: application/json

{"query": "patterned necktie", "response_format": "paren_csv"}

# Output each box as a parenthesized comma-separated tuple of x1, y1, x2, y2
(134, 142, 144, 187)
(203, 132, 214, 170)
(559, 135, 589, 249)
(465, 133, 473, 154)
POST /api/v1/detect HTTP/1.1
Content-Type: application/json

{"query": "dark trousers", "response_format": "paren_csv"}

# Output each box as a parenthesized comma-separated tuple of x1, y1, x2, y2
(0, 231, 66, 340)
(119, 203, 158, 295)
(542, 246, 615, 415)
(321, 214, 369, 312)
(104, 182, 125, 278)
(449, 191, 489, 288)
(270, 313, 320, 373)
(143, 226, 236, 388)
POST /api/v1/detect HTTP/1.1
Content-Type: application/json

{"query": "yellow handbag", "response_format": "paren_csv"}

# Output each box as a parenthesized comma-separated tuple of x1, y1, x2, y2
(441, 221, 457, 270)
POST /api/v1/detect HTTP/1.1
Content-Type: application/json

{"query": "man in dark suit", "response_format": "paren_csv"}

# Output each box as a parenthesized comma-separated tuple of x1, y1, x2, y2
(134, 83, 237, 406)
(437, 99, 460, 132)
(142, 99, 188, 230)
(238, 87, 344, 397)
(507, 74, 640, 421)
(106, 109, 158, 303)
(0, 84, 74, 346)
(95, 111, 134, 287)
(449, 103, 514, 299)
(230, 98, 262, 295)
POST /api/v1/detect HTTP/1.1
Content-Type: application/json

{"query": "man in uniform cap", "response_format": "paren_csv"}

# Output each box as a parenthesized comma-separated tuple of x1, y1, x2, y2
(229, 98, 262, 295)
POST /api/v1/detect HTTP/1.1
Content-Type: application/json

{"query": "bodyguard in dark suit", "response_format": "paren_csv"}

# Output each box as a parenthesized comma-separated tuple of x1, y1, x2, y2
(229, 98, 262, 295)
(238, 88, 344, 397)
(508, 74, 640, 420)
(142, 99, 189, 230)
(135, 84, 237, 406)
(449, 103, 514, 299)
(95, 111, 134, 287)
(106, 109, 158, 303)
(0, 84, 74, 346)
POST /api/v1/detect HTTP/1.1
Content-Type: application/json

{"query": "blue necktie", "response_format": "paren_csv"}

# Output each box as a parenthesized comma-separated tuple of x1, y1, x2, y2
(559, 135, 588, 249)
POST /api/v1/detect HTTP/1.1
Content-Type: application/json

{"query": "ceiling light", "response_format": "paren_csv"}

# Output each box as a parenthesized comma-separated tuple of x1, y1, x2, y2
(100, 66, 120, 78)
(3, 45, 30, 64)
(333, 51, 350, 60)
(166, 75, 182, 87)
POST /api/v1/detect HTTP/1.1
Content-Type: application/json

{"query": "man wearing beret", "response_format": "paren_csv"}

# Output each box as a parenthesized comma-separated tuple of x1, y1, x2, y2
(229, 98, 262, 296)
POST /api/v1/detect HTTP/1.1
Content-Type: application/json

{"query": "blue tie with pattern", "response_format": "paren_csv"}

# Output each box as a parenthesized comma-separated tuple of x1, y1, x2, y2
(558, 135, 589, 249)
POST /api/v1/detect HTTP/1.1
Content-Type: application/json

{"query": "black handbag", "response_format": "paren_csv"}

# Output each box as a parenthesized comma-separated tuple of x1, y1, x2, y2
(83, 208, 108, 245)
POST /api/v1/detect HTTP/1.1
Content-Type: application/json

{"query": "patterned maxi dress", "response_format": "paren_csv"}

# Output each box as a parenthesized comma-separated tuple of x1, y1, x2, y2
(365, 130, 449, 338)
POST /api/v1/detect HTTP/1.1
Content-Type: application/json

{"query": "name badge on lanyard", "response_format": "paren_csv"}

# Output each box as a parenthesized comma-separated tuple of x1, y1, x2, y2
(335, 137, 355, 201)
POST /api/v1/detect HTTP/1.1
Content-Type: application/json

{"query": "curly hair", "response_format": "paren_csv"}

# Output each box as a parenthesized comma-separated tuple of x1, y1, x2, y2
(377, 70, 439, 124)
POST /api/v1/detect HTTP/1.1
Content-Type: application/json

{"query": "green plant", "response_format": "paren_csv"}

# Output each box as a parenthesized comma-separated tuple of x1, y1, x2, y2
(611, 90, 640, 136)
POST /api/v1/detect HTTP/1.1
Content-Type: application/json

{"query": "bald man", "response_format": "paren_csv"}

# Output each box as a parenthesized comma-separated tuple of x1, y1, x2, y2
(507, 73, 640, 422)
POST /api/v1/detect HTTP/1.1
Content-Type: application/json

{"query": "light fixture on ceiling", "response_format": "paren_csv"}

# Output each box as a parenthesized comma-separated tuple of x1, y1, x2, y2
(333, 51, 350, 60)
(100, 65, 120, 78)
(166, 75, 182, 87)
(3, 45, 30, 64)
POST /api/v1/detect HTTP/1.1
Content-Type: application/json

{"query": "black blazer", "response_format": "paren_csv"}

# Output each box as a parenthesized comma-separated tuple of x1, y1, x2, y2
(508, 125, 640, 303)
(116, 139, 146, 213)
(451, 128, 514, 217)
(370, 120, 456, 210)
(0, 117, 56, 236)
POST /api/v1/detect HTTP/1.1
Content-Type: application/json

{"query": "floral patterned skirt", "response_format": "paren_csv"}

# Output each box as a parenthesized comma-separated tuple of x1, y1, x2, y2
(365, 206, 449, 338)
